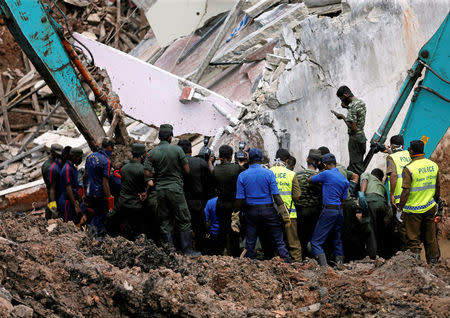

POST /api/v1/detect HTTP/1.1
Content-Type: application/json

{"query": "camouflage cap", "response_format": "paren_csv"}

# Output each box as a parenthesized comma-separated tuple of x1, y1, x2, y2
(70, 147, 84, 157)
(159, 124, 173, 133)
(50, 143, 63, 155)
(308, 149, 322, 161)
(131, 143, 146, 154)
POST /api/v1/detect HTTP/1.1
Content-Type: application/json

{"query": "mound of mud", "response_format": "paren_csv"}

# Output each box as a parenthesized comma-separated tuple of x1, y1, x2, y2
(0, 211, 449, 317)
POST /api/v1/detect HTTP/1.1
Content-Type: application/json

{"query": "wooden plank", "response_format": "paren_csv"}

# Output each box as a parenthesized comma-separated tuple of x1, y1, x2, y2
(114, 0, 121, 48)
(10, 108, 67, 119)
(28, 60, 43, 122)
(308, 3, 342, 15)
(0, 74, 12, 143)
(0, 179, 45, 197)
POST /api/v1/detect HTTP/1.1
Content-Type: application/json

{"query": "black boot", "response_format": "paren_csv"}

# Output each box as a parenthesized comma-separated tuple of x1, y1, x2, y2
(335, 255, 344, 265)
(161, 232, 174, 247)
(316, 253, 327, 266)
(180, 231, 201, 256)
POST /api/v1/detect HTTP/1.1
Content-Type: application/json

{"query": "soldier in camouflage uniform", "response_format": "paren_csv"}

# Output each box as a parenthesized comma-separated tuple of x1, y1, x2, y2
(333, 86, 367, 175)
(294, 149, 322, 260)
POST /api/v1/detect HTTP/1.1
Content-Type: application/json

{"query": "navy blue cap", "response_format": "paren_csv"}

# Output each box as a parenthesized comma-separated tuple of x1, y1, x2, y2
(322, 153, 337, 164)
(248, 148, 263, 162)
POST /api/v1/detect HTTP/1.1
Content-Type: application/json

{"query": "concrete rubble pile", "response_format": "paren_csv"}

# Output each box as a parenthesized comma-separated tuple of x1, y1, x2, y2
(0, 211, 449, 317)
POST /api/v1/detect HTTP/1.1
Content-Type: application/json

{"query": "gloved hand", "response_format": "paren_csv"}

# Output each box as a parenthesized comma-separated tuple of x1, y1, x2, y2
(435, 216, 441, 223)
(231, 211, 241, 233)
(358, 191, 368, 210)
(278, 204, 291, 227)
(396, 209, 403, 223)
(47, 201, 57, 213)
(107, 196, 114, 211)
(349, 181, 358, 197)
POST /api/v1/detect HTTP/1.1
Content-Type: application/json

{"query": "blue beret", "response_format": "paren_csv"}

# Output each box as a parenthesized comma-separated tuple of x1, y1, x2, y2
(249, 148, 263, 162)
(322, 153, 336, 164)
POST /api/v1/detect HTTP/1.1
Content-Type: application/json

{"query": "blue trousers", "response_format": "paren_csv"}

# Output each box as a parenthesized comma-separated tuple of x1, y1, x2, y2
(87, 197, 108, 232)
(245, 206, 290, 259)
(311, 208, 344, 257)
(59, 198, 76, 223)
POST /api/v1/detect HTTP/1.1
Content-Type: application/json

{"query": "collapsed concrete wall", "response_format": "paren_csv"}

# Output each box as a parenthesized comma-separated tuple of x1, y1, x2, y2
(219, 0, 449, 170)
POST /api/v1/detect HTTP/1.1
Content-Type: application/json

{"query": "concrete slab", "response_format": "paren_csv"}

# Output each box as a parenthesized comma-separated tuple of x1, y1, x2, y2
(74, 33, 244, 137)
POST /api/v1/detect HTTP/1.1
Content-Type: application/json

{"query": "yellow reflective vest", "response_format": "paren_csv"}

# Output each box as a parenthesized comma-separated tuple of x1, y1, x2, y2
(270, 165, 297, 218)
(388, 150, 411, 204)
(403, 158, 438, 213)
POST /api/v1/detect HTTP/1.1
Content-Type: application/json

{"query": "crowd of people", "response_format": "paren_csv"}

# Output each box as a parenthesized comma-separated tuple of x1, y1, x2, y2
(41, 86, 443, 265)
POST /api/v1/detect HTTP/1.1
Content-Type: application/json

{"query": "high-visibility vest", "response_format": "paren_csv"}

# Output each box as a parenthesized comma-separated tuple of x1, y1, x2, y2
(403, 158, 438, 213)
(270, 165, 297, 218)
(387, 150, 411, 204)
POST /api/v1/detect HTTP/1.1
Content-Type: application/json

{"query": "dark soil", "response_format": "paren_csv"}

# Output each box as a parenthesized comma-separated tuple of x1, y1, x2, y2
(0, 211, 449, 317)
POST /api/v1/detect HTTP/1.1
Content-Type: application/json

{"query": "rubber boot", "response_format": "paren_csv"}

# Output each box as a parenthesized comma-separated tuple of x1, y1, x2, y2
(414, 249, 421, 260)
(161, 232, 174, 248)
(427, 258, 438, 264)
(335, 255, 344, 265)
(316, 253, 327, 266)
(180, 231, 201, 256)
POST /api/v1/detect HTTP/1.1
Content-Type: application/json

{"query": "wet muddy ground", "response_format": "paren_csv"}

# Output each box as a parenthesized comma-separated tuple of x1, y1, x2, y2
(0, 211, 449, 317)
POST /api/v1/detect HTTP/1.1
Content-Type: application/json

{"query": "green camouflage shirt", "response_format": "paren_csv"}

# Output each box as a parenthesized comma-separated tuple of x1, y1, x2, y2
(346, 98, 366, 135)
(295, 169, 321, 208)
(337, 164, 354, 199)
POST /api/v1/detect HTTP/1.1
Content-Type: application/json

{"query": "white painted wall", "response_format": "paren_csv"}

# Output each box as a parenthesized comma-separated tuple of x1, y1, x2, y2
(268, 0, 449, 170)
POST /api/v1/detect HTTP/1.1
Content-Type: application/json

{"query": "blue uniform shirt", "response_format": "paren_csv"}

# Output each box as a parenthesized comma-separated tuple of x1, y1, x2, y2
(49, 159, 63, 200)
(236, 164, 279, 205)
(204, 197, 219, 236)
(59, 162, 79, 201)
(311, 167, 349, 205)
(85, 149, 111, 198)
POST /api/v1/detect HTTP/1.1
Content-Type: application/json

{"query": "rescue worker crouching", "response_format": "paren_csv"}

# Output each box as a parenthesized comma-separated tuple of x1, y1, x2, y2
(270, 149, 302, 262)
(398, 140, 440, 263)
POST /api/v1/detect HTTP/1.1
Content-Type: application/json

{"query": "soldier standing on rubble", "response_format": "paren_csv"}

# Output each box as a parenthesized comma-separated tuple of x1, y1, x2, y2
(85, 137, 115, 233)
(148, 124, 200, 256)
(116, 144, 152, 240)
(178, 139, 214, 253)
(333, 86, 367, 175)
(358, 168, 391, 259)
(213, 145, 245, 257)
(58, 148, 84, 223)
(42, 143, 63, 220)
(294, 149, 322, 260)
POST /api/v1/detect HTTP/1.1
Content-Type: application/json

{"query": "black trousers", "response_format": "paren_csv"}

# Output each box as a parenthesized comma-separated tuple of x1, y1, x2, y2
(186, 199, 207, 251)
(216, 199, 241, 257)
(296, 206, 321, 260)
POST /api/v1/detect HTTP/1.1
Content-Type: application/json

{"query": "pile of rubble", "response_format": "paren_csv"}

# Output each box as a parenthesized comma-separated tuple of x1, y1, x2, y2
(0, 211, 449, 317)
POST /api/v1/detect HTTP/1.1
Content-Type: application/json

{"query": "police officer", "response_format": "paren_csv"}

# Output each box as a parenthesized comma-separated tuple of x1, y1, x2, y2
(42, 143, 63, 219)
(178, 139, 214, 252)
(270, 149, 302, 262)
(59, 148, 84, 223)
(294, 149, 322, 260)
(319, 146, 364, 261)
(213, 145, 245, 256)
(235, 148, 291, 262)
(385, 135, 410, 251)
(358, 168, 391, 259)
(118, 143, 152, 240)
(85, 137, 115, 232)
(333, 86, 367, 175)
(308, 153, 349, 266)
(398, 140, 440, 263)
(148, 124, 199, 256)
